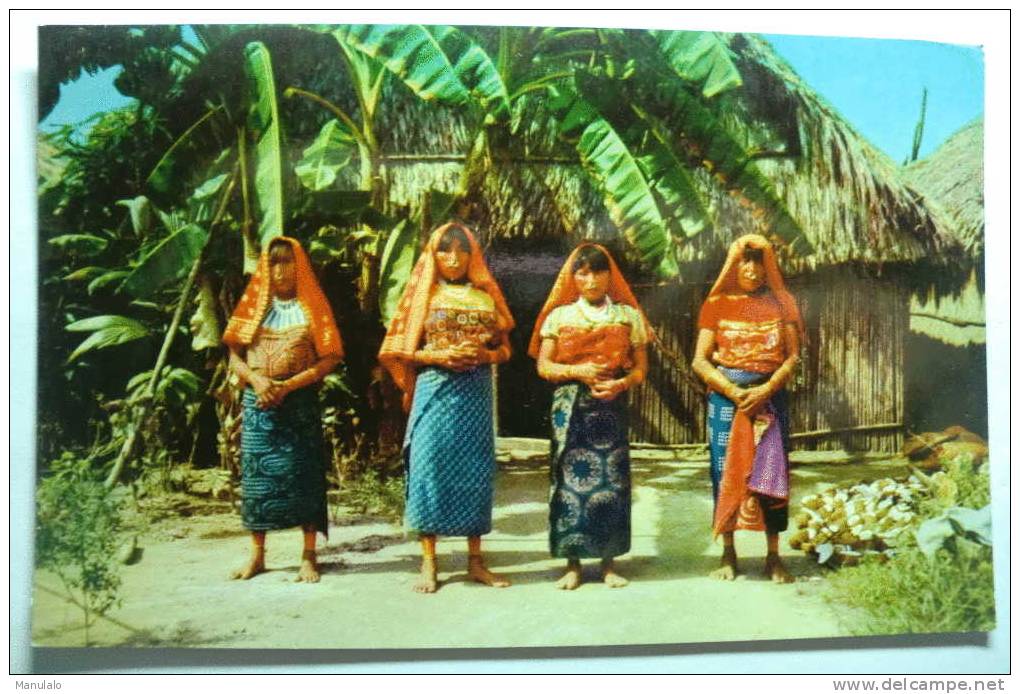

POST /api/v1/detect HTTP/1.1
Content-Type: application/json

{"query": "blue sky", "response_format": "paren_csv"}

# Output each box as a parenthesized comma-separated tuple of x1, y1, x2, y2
(39, 29, 984, 162)
(764, 33, 983, 162)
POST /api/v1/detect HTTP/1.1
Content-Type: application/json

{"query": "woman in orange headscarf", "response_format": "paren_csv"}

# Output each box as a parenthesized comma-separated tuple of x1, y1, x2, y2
(379, 222, 514, 594)
(530, 244, 651, 590)
(223, 236, 343, 584)
(691, 234, 803, 583)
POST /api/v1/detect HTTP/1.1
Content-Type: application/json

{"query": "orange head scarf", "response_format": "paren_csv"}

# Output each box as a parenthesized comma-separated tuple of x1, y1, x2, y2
(528, 243, 654, 358)
(222, 236, 344, 359)
(706, 234, 804, 340)
(378, 222, 515, 411)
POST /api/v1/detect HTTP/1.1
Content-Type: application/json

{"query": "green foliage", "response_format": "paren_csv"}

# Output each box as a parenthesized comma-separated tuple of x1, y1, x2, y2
(35, 452, 125, 645)
(294, 119, 357, 191)
(335, 25, 475, 106)
(244, 41, 286, 246)
(827, 543, 995, 635)
(825, 455, 995, 635)
(48, 234, 110, 257)
(575, 116, 679, 279)
(119, 223, 209, 298)
(115, 196, 154, 236)
(340, 468, 405, 523)
(915, 505, 991, 558)
(65, 315, 150, 363)
(648, 30, 743, 98)
(377, 219, 419, 325)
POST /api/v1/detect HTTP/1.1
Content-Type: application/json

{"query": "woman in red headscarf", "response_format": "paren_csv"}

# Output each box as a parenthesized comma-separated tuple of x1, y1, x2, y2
(379, 222, 515, 594)
(223, 236, 343, 584)
(530, 244, 651, 590)
(691, 234, 803, 583)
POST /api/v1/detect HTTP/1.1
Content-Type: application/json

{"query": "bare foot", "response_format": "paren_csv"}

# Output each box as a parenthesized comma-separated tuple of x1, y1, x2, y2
(467, 555, 510, 588)
(414, 556, 438, 594)
(295, 550, 320, 583)
(709, 546, 739, 581)
(601, 560, 629, 588)
(765, 554, 794, 584)
(230, 553, 266, 580)
(555, 561, 582, 590)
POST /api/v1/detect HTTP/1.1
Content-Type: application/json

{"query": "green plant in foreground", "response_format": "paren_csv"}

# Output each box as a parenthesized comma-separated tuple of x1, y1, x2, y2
(35, 452, 125, 646)
(826, 542, 995, 636)
(339, 467, 405, 523)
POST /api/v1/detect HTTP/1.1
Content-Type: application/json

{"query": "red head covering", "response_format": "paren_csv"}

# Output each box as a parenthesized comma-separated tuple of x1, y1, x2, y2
(528, 243, 654, 358)
(706, 234, 804, 340)
(378, 222, 515, 411)
(222, 236, 344, 359)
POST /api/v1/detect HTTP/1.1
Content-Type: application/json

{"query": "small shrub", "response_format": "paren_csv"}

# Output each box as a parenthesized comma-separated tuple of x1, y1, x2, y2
(35, 452, 125, 646)
(338, 468, 405, 523)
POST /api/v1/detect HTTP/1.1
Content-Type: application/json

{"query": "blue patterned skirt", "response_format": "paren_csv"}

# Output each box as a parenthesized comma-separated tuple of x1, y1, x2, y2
(548, 383, 631, 559)
(707, 367, 790, 533)
(240, 387, 328, 535)
(403, 366, 495, 537)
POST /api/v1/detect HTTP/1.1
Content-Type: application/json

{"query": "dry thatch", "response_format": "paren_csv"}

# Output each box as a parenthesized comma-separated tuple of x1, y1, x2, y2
(673, 34, 962, 279)
(902, 119, 985, 346)
(904, 118, 984, 257)
(910, 268, 985, 346)
(376, 33, 963, 284)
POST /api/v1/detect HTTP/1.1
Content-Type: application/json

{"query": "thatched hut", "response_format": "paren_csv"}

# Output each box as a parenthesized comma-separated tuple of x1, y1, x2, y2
(902, 119, 986, 435)
(361, 33, 964, 453)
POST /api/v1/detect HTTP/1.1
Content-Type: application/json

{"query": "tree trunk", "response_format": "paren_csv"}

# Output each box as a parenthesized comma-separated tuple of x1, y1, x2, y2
(104, 172, 237, 489)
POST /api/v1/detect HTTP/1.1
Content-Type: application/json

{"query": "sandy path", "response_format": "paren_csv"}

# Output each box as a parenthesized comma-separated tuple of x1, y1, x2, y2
(31, 459, 906, 650)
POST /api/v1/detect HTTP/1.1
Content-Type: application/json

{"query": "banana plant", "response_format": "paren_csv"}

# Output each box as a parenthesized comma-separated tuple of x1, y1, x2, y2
(330, 24, 815, 276)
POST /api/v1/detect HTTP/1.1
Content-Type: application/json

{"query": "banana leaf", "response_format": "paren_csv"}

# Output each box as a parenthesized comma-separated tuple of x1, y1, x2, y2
(335, 25, 468, 104)
(378, 219, 419, 325)
(47, 234, 109, 257)
(295, 119, 358, 191)
(119, 223, 209, 298)
(65, 315, 150, 363)
(115, 196, 154, 236)
(649, 30, 742, 98)
(576, 72, 713, 241)
(652, 79, 811, 254)
(244, 41, 285, 247)
(576, 117, 678, 279)
(429, 26, 510, 119)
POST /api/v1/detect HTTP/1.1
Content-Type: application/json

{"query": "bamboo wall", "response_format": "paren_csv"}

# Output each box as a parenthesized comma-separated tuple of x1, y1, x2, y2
(628, 268, 908, 452)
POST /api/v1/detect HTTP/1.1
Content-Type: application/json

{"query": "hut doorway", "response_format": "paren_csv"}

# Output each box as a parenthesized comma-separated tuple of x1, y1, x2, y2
(486, 240, 572, 438)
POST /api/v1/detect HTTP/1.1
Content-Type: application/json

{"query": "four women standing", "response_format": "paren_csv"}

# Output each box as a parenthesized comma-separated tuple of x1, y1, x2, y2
(226, 228, 801, 589)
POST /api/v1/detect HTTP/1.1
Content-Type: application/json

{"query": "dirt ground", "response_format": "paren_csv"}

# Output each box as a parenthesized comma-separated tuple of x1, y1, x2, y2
(31, 456, 910, 650)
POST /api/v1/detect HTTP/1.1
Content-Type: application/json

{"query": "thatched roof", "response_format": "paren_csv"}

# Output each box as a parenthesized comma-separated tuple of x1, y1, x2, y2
(672, 34, 962, 279)
(904, 118, 984, 257)
(903, 119, 985, 346)
(376, 32, 963, 283)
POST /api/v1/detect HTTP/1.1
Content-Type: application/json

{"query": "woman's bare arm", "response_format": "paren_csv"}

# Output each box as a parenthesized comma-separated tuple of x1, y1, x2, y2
(767, 323, 800, 393)
(281, 353, 342, 394)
